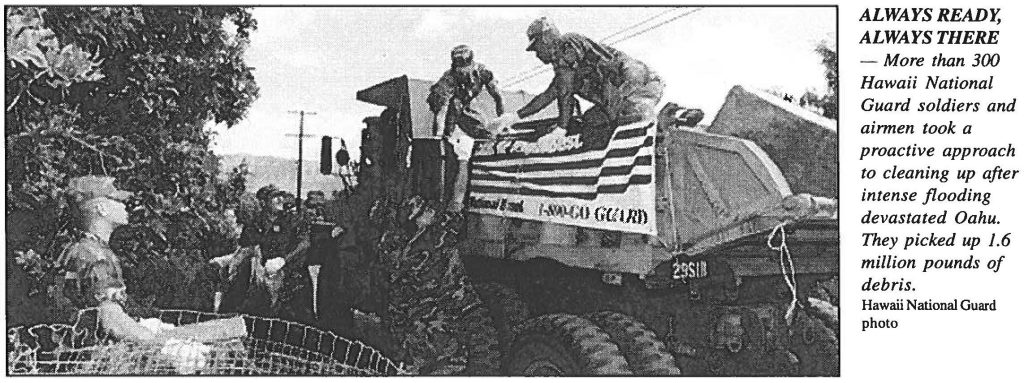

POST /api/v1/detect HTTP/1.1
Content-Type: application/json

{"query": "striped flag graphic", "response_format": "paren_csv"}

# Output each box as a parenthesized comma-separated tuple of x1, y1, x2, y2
(466, 119, 657, 234)
(469, 120, 655, 200)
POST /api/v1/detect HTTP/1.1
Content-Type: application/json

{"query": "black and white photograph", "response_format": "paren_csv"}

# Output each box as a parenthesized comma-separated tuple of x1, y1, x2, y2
(5, 5, 838, 376)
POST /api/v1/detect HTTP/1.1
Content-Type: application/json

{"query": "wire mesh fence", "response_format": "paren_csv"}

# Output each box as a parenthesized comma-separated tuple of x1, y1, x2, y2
(7, 308, 404, 376)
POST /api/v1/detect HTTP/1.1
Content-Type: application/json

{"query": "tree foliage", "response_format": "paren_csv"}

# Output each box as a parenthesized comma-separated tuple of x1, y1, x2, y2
(5, 6, 258, 313)
(813, 41, 838, 119)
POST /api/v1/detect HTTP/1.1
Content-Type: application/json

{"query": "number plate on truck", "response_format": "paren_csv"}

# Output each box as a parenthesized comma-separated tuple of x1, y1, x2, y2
(672, 259, 709, 282)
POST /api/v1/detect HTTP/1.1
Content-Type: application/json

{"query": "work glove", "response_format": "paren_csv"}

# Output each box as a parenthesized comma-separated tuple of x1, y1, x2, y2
(264, 257, 286, 274)
(138, 317, 175, 333)
(447, 127, 475, 160)
(160, 338, 212, 375)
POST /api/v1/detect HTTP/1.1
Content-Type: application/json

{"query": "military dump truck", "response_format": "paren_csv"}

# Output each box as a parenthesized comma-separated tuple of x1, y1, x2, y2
(343, 76, 838, 376)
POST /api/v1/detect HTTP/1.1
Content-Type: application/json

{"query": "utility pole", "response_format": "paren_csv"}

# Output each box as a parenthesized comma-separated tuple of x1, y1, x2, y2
(287, 110, 317, 212)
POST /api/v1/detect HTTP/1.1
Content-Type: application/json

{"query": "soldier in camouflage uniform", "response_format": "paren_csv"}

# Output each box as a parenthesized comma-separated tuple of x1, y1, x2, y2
(428, 45, 505, 212)
(371, 195, 498, 375)
(59, 176, 134, 311)
(428, 44, 504, 139)
(495, 17, 665, 131)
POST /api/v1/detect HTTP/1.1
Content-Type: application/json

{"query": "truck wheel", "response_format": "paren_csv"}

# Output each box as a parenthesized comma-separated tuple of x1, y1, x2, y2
(586, 311, 681, 375)
(506, 313, 631, 376)
(475, 282, 529, 355)
(788, 311, 839, 376)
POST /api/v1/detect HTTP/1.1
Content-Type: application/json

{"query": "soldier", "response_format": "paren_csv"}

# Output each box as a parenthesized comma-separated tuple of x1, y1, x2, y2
(494, 17, 665, 130)
(238, 185, 311, 321)
(304, 190, 328, 220)
(429, 44, 505, 139)
(428, 45, 505, 212)
(207, 207, 246, 313)
(59, 176, 134, 311)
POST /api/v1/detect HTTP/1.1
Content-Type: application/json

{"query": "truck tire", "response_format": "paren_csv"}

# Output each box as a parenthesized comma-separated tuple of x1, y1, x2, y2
(475, 282, 529, 355)
(586, 311, 681, 375)
(506, 313, 631, 376)
(788, 311, 839, 376)
(585, 311, 679, 374)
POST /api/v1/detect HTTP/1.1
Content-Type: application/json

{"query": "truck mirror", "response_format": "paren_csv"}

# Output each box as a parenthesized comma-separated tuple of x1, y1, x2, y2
(335, 148, 350, 167)
(335, 138, 350, 166)
(320, 136, 333, 175)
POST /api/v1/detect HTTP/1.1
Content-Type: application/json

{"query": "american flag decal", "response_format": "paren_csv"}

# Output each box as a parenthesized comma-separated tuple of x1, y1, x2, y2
(467, 119, 657, 235)
(469, 121, 655, 200)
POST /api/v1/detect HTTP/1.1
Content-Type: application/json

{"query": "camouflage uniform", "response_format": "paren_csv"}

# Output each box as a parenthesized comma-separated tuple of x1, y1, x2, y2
(60, 233, 125, 309)
(372, 196, 498, 375)
(59, 176, 134, 311)
(428, 62, 500, 137)
(551, 32, 664, 125)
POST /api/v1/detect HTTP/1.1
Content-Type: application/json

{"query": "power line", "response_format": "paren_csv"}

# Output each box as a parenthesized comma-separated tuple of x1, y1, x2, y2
(505, 7, 704, 86)
(503, 7, 703, 88)
(606, 7, 703, 46)
(503, 65, 548, 87)
(598, 7, 682, 43)
(503, 8, 683, 84)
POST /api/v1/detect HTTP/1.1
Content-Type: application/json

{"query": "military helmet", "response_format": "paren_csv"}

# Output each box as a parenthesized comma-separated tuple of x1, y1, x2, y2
(526, 17, 559, 51)
(450, 44, 474, 68)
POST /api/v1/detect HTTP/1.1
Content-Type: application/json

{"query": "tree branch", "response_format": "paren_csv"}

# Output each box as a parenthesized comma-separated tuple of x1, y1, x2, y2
(6, 71, 47, 112)
(64, 132, 124, 164)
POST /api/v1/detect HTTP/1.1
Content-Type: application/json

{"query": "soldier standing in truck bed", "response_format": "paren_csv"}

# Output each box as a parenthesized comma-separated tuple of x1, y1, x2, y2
(494, 17, 665, 130)
(428, 44, 505, 138)
(428, 45, 505, 212)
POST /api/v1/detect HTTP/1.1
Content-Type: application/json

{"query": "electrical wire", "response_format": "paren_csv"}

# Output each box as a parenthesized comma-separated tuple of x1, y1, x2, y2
(605, 7, 704, 46)
(504, 8, 682, 84)
(598, 7, 682, 43)
(503, 7, 703, 88)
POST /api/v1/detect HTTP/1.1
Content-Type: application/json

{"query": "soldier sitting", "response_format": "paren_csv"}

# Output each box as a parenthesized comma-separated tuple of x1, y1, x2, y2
(56, 177, 245, 346)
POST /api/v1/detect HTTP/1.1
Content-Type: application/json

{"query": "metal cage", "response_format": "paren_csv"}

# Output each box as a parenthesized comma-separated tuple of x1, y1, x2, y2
(7, 309, 404, 376)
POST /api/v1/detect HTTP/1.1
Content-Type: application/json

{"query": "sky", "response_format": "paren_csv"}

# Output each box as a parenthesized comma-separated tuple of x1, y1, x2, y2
(210, 6, 836, 161)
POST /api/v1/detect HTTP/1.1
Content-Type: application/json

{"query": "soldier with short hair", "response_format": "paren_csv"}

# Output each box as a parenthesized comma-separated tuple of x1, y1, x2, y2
(59, 176, 133, 310)
(58, 176, 246, 347)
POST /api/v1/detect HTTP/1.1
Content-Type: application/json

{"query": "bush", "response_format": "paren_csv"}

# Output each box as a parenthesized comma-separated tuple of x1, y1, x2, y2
(5, 6, 258, 319)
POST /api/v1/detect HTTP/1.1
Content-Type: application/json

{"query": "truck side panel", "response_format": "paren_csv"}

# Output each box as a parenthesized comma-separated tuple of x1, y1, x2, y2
(709, 85, 838, 199)
(655, 128, 792, 254)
